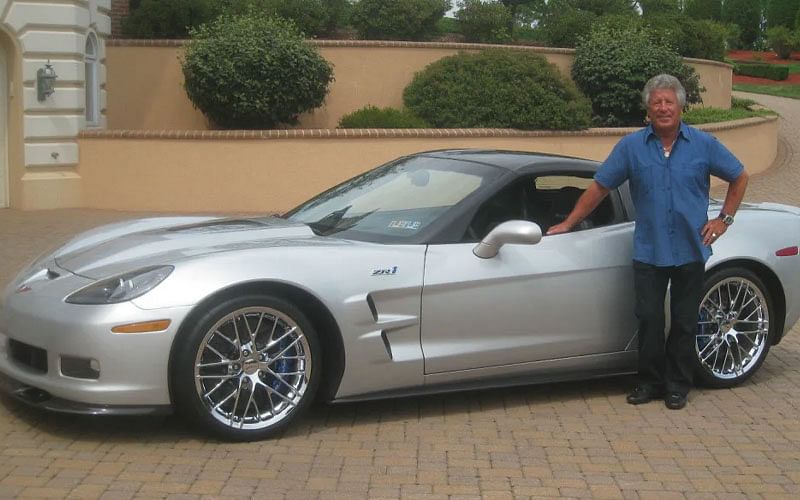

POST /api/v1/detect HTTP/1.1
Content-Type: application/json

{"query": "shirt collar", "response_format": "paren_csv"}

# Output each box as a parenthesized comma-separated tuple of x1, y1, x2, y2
(644, 121, 691, 144)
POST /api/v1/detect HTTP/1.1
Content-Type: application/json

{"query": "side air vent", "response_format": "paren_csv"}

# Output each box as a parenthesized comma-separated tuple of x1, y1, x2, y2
(366, 294, 378, 322)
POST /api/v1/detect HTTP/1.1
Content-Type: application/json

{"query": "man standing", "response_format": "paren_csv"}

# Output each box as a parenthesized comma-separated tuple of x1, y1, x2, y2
(547, 74, 749, 409)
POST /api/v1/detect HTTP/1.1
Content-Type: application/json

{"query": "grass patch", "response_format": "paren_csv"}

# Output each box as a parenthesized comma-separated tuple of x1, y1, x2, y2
(733, 84, 800, 99)
(682, 106, 777, 125)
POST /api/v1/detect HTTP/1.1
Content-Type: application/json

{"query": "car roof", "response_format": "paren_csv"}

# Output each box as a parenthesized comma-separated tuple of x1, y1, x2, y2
(416, 148, 600, 172)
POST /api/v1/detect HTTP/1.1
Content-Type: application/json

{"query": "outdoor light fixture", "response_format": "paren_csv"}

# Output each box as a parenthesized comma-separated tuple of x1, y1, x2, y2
(36, 60, 57, 102)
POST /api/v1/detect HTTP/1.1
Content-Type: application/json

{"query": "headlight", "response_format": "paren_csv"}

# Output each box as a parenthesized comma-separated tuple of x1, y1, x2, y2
(65, 266, 174, 305)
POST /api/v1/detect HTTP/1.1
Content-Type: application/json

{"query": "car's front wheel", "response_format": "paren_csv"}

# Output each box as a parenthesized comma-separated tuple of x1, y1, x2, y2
(693, 267, 774, 388)
(172, 294, 320, 441)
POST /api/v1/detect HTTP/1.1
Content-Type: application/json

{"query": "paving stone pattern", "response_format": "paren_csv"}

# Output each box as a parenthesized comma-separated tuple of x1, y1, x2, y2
(0, 92, 799, 498)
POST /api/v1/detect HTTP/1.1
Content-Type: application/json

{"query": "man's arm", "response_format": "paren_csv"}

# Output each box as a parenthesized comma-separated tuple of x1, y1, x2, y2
(701, 170, 749, 245)
(546, 181, 611, 235)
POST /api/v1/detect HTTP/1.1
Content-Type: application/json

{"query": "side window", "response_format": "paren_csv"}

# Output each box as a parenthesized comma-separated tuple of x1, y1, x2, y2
(530, 175, 618, 232)
(465, 173, 622, 241)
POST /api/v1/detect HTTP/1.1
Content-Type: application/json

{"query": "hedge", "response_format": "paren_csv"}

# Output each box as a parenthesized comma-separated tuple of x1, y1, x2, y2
(734, 63, 790, 81)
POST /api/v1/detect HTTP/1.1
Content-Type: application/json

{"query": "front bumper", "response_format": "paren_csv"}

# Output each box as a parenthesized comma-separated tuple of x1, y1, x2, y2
(1, 272, 195, 409)
(0, 371, 172, 415)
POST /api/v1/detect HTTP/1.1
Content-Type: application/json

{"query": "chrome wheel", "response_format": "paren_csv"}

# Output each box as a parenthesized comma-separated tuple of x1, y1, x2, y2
(696, 276, 769, 381)
(193, 306, 312, 431)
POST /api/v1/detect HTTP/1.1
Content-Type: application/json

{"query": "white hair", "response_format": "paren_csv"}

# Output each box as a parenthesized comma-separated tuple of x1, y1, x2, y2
(642, 74, 686, 108)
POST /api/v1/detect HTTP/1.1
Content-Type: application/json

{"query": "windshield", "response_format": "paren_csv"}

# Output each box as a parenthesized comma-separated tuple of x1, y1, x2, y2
(285, 155, 503, 242)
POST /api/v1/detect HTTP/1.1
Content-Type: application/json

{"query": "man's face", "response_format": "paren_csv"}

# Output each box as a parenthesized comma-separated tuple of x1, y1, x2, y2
(647, 88, 681, 134)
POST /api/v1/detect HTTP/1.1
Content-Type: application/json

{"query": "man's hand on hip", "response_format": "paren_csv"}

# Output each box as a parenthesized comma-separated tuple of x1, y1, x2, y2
(701, 218, 728, 246)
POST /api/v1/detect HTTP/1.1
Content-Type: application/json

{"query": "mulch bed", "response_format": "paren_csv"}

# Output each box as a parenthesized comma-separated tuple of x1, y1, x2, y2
(728, 50, 800, 86)
(728, 50, 800, 63)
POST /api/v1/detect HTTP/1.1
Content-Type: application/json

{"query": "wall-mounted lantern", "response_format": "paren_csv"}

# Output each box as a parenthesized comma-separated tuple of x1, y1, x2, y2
(36, 60, 57, 102)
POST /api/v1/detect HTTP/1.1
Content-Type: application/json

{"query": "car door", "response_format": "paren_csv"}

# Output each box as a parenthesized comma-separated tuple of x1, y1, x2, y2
(420, 173, 637, 375)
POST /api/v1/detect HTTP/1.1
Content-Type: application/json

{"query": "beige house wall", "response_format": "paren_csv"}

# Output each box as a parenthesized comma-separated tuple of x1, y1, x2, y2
(105, 42, 732, 131)
(78, 117, 777, 213)
(2, 29, 24, 208)
(1, 0, 112, 210)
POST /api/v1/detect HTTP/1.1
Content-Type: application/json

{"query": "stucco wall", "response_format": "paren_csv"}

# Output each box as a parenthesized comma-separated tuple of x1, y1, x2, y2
(78, 117, 777, 213)
(1, 0, 110, 209)
(105, 42, 732, 131)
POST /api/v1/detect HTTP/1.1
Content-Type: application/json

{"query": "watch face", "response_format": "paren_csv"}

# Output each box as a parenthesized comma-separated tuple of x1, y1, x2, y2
(722, 215, 734, 225)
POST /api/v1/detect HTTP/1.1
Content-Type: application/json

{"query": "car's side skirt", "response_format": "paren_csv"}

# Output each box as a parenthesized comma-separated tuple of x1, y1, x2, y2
(332, 351, 637, 403)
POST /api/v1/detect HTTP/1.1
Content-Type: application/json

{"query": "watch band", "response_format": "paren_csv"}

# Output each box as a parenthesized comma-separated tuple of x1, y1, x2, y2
(718, 212, 734, 226)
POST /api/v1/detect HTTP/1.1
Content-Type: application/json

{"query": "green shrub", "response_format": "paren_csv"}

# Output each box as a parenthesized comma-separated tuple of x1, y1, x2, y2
(455, 0, 512, 43)
(403, 49, 592, 130)
(540, 8, 597, 48)
(734, 62, 790, 80)
(351, 0, 450, 41)
(720, 22, 743, 50)
(731, 96, 759, 109)
(572, 24, 703, 126)
(122, 0, 220, 38)
(767, 26, 798, 59)
(338, 106, 429, 128)
(181, 14, 334, 129)
(682, 106, 776, 124)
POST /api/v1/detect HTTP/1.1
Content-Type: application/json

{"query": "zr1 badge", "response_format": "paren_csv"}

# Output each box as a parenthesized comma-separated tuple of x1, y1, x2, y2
(372, 266, 398, 276)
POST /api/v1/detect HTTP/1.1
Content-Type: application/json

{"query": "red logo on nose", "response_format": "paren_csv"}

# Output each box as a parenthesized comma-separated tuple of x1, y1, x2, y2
(15, 285, 31, 294)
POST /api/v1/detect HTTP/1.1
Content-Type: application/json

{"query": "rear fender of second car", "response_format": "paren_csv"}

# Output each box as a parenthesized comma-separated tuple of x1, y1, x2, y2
(706, 208, 800, 342)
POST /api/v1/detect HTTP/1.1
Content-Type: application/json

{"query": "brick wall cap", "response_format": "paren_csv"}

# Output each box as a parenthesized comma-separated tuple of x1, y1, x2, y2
(79, 116, 775, 140)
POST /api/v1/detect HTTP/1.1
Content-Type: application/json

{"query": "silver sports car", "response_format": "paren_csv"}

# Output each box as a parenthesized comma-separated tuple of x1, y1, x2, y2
(2, 150, 799, 440)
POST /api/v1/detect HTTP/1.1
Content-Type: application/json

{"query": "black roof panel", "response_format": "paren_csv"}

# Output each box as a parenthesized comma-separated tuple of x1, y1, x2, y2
(417, 149, 599, 171)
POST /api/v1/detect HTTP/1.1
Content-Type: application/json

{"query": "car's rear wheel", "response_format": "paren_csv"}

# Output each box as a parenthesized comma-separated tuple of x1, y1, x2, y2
(694, 267, 774, 388)
(172, 294, 320, 441)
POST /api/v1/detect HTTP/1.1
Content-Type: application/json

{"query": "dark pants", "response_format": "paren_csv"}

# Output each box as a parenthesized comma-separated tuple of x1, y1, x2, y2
(633, 260, 705, 395)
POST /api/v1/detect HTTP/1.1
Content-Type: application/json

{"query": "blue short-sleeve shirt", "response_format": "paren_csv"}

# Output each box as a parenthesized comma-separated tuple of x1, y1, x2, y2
(594, 122, 743, 266)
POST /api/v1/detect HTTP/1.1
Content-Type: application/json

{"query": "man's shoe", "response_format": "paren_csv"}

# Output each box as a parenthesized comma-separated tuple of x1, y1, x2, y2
(664, 392, 688, 410)
(626, 385, 663, 405)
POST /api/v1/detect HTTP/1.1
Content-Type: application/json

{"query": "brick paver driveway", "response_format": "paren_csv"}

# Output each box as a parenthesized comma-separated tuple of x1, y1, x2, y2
(1, 93, 799, 499)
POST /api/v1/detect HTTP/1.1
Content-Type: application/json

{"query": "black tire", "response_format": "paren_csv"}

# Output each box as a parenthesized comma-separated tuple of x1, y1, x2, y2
(693, 267, 774, 388)
(171, 294, 321, 441)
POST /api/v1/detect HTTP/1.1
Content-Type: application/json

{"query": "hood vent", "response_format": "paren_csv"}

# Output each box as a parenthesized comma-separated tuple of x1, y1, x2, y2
(168, 219, 266, 234)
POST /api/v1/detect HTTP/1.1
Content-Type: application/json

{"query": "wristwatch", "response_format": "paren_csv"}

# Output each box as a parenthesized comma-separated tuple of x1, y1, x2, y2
(719, 212, 734, 226)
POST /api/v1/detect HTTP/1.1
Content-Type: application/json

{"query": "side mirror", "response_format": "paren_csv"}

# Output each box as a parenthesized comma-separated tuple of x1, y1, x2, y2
(472, 220, 543, 259)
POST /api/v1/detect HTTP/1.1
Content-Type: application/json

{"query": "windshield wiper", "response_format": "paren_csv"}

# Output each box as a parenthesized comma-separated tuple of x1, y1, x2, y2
(307, 206, 378, 236)
(307, 205, 351, 235)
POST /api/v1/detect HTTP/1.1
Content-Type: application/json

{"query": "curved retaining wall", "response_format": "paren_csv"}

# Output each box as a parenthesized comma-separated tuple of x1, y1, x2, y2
(76, 116, 777, 213)
(105, 40, 733, 131)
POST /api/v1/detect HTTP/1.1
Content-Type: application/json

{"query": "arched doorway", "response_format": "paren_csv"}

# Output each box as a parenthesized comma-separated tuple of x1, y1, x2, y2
(0, 45, 7, 207)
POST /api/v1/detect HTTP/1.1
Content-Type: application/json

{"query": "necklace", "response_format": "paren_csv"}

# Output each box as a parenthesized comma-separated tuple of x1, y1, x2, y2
(663, 139, 676, 158)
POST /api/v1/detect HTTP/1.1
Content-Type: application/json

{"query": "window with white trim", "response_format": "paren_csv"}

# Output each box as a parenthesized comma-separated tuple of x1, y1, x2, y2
(85, 33, 99, 126)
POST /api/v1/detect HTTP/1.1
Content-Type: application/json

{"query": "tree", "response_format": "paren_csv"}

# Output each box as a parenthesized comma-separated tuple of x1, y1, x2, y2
(683, 0, 722, 21)
(637, 0, 681, 17)
(566, 0, 637, 15)
(722, 0, 763, 47)
(766, 0, 800, 29)
(498, 0, 545, 32)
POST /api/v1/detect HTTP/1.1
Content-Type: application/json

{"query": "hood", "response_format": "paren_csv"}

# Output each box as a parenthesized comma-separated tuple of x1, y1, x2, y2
(54, 216, 317, 279)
